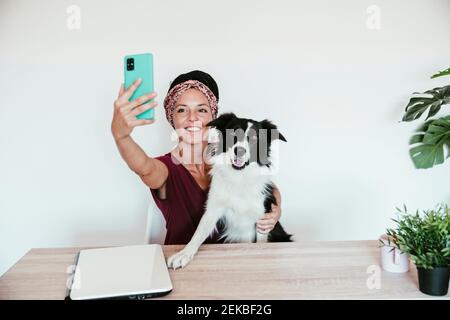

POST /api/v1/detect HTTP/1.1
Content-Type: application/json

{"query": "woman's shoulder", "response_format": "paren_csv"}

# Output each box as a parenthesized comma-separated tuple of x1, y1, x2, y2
(154, 152, 182, 172)
(154, 152, 171, 162)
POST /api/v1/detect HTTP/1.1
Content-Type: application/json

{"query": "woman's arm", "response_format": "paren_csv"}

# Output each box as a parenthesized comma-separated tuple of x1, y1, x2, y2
(256, 183, 282, 234)
(273, 184, 282, 207)
(114, 136, 168, 189)
(111, 80, 168, 189)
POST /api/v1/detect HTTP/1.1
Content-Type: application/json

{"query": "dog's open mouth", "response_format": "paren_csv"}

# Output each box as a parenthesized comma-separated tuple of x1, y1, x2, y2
(231, 157, 248, 170)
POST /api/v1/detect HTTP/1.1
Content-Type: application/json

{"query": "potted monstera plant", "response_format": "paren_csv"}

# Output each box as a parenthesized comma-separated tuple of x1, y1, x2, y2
(386, 204, 450, 296)
(402, 67, 450, 169)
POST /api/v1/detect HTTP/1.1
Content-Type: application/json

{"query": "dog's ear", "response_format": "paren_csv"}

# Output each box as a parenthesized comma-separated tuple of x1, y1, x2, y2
(207, 112, 237, 129)
(260, 119, 287, 142)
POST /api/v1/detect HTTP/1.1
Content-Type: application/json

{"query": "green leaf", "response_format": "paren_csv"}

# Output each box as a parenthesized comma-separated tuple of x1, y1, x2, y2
(409, 133, 423, 145)
(402, 86, 450, 122)
(426, 101, 443, 120)
(423, 123, 450, 144)
(402, 101, 432, 121)
(410, 144, 439, 169)
(431, 67, 450, 79)
(409, 115, 450, 169)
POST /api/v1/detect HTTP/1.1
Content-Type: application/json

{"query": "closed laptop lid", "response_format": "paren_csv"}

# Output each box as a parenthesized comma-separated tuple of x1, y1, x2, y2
(69, 244, 172, 300)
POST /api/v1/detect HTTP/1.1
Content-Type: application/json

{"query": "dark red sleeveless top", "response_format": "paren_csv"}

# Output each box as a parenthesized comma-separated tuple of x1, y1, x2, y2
(150, 153, 223, 245)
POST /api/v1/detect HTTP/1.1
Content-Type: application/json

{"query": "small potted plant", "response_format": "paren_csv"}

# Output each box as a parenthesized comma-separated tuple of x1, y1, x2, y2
(386, 204, 450, 296)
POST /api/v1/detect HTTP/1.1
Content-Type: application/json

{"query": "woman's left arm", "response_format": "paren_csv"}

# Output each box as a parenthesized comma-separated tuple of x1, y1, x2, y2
(256, 184, 282, 234)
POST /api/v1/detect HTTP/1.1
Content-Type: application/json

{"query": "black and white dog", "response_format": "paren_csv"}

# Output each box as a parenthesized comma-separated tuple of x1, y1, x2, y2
(167, 113, 292, 269)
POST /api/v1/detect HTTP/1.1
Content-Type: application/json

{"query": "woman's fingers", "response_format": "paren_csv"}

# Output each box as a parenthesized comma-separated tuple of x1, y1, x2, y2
(257, 226, 271, 234)
(129, 119, 154, 127)
(258, 215, 276, 225)
(121, 78, 142, 101)
(114, 84, 125, 111)
(131, 101, 158, 116)
(256, 207, 279, 234)
(257, 219, 275, 226)
(257, 220, 275, 233)
(118, 83, 124, 98)
(257, 221, 275, 230)
(115, 90, 157, 117)
(257, 218, 275, 233)
(128, 92, 158, 110)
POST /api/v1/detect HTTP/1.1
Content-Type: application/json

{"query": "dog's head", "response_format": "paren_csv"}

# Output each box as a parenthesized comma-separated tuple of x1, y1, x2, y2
(206, 113, 286, 170)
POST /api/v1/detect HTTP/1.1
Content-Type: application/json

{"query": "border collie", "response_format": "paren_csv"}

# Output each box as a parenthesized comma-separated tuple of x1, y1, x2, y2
(167, 113, 292, 269)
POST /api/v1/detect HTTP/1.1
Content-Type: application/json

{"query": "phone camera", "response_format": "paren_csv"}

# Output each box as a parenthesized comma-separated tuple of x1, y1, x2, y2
(127, 58, 134, 71)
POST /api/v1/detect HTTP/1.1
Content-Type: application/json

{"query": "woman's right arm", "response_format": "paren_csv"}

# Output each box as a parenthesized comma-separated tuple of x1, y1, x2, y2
(111, 79, 168, 189)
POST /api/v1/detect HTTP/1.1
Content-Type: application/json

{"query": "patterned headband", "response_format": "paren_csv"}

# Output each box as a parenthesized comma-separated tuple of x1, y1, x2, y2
(163, 80, 219, 127)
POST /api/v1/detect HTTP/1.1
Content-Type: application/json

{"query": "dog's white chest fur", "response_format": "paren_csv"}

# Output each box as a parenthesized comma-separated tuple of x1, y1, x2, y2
(208, 162, 271, 243)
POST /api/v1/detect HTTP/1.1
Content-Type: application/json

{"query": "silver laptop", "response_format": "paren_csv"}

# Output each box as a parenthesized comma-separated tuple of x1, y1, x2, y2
(67, 244, 172, 300)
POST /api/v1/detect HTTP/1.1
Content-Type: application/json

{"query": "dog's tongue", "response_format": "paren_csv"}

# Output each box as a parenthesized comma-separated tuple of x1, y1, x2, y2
(233, 158, 244, 167)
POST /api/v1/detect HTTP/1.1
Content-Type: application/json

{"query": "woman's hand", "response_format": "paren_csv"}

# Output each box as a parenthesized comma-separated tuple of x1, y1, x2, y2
(111, 78, 158, 141)
(257, 203, 281, 234)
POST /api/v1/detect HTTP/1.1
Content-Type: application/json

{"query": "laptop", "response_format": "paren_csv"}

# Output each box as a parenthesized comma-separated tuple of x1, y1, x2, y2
(66, 244, 173, 300)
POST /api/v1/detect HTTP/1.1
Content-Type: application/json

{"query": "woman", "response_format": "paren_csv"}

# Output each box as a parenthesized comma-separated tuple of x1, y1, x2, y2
(111, 70, 283, 245)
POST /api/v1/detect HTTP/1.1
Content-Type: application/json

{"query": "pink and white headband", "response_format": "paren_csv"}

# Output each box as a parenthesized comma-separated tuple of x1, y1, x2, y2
(163, 80, 219, 127)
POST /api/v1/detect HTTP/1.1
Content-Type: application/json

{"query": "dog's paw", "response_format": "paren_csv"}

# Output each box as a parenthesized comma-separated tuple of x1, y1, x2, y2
(167, 248, 196, 270)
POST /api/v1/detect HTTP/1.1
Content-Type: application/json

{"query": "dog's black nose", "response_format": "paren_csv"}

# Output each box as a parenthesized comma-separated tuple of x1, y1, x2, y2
(234, 146, 246, 157)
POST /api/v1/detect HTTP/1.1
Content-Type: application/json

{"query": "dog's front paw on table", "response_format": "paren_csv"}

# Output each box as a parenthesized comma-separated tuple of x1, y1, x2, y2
(167, 249, 195, 269)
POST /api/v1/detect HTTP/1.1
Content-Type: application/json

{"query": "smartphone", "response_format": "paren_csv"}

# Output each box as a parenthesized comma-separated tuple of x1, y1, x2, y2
(124, 53, 154, 120)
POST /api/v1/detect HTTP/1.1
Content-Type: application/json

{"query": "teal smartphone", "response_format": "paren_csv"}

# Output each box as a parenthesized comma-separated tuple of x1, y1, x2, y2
(124, 53, 154, 120)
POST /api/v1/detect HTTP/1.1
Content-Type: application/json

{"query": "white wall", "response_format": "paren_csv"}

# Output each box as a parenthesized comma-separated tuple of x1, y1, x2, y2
(1, 0, 450, 276)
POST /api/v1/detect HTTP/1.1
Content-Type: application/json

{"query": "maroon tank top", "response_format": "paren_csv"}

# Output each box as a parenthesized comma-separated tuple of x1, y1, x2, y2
(150, 153, 223, 245)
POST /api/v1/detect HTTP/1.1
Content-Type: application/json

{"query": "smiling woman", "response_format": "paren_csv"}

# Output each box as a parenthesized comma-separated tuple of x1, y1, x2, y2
(111, 70, 283, 245)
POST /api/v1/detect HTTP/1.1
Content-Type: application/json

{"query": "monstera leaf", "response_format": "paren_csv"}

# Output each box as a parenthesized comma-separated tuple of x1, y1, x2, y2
(409, 115, 450, 169)
(431, 67, 450, 79)
(402, 85, 450, 122)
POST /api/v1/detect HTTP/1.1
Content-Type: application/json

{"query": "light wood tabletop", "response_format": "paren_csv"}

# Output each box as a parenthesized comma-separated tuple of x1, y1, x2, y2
(0, 241, 448, 300)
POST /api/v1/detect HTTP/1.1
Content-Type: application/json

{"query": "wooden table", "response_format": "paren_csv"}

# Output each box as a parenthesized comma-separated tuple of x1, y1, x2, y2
(0, 241, 448, 299)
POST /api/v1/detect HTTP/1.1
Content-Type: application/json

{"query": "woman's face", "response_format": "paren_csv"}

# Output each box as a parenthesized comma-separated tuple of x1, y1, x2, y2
(172, 88, 213, 145)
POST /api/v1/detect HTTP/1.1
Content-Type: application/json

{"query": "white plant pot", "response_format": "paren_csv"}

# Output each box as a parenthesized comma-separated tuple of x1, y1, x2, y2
(379, 236, 410, 273)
